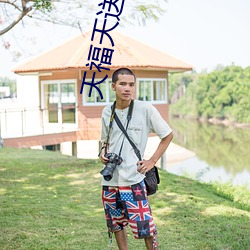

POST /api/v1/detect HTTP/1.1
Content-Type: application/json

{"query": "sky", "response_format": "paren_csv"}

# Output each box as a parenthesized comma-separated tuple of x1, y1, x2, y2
(1, 0, 250, 78)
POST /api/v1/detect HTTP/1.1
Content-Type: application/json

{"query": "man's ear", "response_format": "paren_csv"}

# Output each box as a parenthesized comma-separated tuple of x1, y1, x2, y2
(112, 82, 116, 91)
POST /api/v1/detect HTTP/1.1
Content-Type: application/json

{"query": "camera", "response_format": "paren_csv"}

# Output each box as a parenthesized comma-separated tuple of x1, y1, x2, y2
(100, 153, 123, 181)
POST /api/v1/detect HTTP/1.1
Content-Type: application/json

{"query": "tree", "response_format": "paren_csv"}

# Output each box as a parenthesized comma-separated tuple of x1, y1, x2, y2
(0, 76, 16, 96)
(0, 0, 167, 36)
(169, 65, 250, 123)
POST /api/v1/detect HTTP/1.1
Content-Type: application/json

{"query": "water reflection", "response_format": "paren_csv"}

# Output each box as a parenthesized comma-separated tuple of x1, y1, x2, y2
(167, 118, 250, 188)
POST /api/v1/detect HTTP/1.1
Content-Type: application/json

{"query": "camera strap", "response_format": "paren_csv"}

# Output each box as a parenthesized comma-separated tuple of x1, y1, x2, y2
(104, 102, 116, 154)
(99, 102, 116, 156)
(113, 102, 142, 161)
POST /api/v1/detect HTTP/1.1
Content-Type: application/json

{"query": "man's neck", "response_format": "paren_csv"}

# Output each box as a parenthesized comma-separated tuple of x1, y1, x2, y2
(115, 99, 132, 110)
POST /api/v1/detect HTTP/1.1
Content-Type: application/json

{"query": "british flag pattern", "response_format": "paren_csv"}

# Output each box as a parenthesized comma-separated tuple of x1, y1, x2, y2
(102, 181, 157, 239)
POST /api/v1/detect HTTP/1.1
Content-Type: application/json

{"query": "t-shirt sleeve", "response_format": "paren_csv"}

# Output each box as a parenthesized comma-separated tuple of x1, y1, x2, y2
(149, 105, 172, 139)
(100, 106, 110, 143)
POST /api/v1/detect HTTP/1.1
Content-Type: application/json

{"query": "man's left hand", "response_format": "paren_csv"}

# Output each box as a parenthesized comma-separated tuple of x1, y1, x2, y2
(137, 159, 156, 175)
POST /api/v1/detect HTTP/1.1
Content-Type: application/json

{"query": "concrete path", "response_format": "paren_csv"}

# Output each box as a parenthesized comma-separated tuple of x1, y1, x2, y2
(144, 137, 196, 168)
(76, 137, 196, 169)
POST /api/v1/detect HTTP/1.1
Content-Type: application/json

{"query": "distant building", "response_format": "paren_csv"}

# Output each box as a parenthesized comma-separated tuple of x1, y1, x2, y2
(2, 29, 192, 156)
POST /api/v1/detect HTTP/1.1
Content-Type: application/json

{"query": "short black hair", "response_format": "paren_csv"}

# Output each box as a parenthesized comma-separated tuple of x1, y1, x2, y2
(112, 68, 136, 83)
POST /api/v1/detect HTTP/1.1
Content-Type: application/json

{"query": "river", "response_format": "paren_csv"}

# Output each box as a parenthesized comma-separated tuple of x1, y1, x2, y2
(166, 117, 250, 189)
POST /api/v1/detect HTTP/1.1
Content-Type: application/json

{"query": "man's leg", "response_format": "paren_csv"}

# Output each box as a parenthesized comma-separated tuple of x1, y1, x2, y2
(144, 234, 158, 250)
(114, 228, 128, 250)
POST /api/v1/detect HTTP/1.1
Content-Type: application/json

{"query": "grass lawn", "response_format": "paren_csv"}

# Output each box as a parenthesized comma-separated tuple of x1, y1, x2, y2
(0, 148, 249, 250)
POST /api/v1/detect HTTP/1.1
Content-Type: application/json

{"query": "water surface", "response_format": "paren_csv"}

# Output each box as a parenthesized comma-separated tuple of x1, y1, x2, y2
(167, 118, 250, 188)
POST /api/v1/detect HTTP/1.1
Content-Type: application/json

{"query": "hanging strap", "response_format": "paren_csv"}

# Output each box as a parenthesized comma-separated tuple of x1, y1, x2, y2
(104, 101, 116, 154)
(98, 102, 116, 156)
(114, 109, 142, 161)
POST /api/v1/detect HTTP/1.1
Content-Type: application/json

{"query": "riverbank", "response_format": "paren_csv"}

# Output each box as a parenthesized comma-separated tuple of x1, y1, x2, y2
(206, 117, 250, 128)
(171, 114, 250, 129)
(0, 147, 249, 249)
(169, 116, 250, 189)
(144, 137, 196, 168)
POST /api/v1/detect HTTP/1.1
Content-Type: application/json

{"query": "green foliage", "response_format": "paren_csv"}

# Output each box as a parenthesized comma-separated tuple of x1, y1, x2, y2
(135, 4, 165, 22)
(33, 0, 52, 12)
(169, 72, 195, 100)
(210, 181, 250, 211)
(169, 65, 250, 123)
(0, 77, 16, 97)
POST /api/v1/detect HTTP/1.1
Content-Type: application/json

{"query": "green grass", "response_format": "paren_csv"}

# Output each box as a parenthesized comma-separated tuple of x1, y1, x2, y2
(0, 148, 249, 250)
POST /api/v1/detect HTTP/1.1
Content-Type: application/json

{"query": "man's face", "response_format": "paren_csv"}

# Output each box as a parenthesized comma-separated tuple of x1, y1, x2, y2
(112, 74, 135, 101)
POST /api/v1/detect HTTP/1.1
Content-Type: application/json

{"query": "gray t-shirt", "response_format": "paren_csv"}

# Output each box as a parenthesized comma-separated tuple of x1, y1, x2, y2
(101, 100, 172, 186)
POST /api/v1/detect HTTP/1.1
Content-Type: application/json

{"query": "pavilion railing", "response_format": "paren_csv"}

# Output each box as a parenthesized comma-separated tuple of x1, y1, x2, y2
(0, 106, 78, 139)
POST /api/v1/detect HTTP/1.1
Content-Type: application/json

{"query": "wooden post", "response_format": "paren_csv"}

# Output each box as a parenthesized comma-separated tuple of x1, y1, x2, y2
(72, 141, 77, 157)
(0, 137, 3, 148)
(160, 152, 167, 170)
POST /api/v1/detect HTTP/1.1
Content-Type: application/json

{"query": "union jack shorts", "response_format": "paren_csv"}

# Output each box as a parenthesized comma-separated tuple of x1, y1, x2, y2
(102, 180, 157, 239)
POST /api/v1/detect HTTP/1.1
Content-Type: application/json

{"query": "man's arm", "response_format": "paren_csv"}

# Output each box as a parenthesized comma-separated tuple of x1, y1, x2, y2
(137, 132, 173, 175)
(99, 142, 110, 164)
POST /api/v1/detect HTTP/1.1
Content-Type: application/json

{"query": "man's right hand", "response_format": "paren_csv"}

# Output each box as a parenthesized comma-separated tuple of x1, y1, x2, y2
(100, 152, 109, 164)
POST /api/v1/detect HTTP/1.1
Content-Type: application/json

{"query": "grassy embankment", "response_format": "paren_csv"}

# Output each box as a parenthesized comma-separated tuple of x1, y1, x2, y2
(0, 148, 249, 250)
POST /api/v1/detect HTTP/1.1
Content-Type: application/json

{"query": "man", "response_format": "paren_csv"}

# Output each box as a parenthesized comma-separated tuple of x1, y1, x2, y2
(99, 68, 173, 250)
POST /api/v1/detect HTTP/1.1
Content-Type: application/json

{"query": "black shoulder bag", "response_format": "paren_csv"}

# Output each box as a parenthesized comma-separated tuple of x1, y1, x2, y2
(114, 101, 160, 196)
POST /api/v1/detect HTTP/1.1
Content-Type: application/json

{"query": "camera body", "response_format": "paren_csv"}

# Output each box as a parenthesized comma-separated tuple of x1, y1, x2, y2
(100, 153, 123, 181)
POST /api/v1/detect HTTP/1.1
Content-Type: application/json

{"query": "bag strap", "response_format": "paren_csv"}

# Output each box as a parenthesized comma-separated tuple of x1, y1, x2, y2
(114, 104, 142, 161)
(117, 101, 133, 158)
